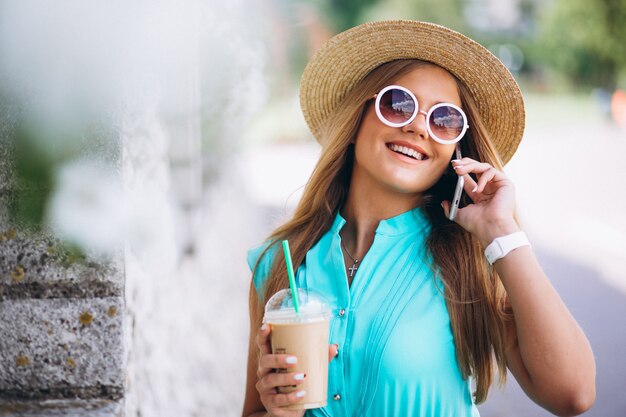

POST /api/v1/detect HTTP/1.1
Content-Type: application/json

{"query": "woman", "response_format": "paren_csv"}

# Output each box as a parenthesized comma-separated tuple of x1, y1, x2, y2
(242, 21, 595, 417)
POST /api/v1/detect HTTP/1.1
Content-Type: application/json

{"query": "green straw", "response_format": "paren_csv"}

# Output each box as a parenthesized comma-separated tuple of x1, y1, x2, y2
(281, 240, 300, 314)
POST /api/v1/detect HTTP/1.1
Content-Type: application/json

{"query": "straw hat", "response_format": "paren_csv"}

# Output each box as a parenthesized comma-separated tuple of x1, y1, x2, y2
(300, 20, 525, 165)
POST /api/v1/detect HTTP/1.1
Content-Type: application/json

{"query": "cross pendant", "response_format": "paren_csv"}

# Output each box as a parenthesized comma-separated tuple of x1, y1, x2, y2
(348, 262, 358, 277)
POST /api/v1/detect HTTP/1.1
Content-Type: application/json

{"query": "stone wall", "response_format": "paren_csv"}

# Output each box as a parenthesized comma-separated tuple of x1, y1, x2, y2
(0, 119, 125, 414)
(0, 1, 267, 415)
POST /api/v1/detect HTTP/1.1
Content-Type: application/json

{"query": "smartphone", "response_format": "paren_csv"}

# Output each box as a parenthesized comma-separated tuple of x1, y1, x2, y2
(448, 145, 464, 221)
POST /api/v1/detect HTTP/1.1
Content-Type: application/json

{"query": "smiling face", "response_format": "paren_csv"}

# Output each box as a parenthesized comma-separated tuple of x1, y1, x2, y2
(351, 63, 462, 198)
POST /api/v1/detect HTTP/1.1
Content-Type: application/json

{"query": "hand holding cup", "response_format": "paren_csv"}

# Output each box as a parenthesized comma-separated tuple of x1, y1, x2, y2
(256, 323, 338, 416)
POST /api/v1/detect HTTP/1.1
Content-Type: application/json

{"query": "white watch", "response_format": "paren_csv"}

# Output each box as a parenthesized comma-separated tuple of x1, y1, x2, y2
(484, 231, 530, 265)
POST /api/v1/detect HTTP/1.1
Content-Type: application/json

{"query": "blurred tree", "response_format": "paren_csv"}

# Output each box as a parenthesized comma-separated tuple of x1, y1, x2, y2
(12, 124, 54, 229)
(271, 0, 541, 88)
(538, 0, 626, 90)
(324, 0, 380, 31)
(356, 0, 469, 34)
(313, 0, 469, 33)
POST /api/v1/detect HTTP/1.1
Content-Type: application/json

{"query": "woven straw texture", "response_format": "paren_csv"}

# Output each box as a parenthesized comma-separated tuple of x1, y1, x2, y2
(299, 20, 525, 165)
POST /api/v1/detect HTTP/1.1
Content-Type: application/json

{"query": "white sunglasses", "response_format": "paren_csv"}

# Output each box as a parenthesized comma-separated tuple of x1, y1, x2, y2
(373, 85, 469, 144)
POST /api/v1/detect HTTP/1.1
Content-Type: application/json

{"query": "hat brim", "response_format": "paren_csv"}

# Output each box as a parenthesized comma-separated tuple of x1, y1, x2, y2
(299, 20, 525, 165)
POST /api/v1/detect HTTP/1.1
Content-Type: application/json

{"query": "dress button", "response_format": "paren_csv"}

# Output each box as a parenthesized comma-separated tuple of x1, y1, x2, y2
(338, 309, 345, 317)
(333, 394, 341, 401)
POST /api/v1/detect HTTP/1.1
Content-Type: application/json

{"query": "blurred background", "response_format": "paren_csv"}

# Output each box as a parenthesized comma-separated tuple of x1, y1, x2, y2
(0, 0, 625, 416)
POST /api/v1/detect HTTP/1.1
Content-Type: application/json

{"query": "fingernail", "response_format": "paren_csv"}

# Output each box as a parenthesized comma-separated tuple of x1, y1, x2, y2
(260, 324, 267, 331)
(472, 186, 478, 193)
(294, 373, 305, 381)
(453, 165, 462, 170)
(285, 356, 297, 364)
(451, 159, 461, 163)
(296, 390, 306, 398)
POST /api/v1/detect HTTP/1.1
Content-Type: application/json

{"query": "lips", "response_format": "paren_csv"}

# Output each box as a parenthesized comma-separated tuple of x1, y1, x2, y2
(386, 142, 429, 161)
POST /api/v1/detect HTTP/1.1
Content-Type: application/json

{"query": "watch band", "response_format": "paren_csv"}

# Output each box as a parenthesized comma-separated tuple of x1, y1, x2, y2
(484, 231, 530, 265)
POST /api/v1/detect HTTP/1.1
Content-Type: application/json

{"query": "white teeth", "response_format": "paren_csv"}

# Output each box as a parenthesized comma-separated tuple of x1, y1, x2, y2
(389, 144, 425, 160)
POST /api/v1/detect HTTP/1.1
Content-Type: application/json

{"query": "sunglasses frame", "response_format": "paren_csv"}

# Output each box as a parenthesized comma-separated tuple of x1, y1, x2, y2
(373, 85, 470, 145)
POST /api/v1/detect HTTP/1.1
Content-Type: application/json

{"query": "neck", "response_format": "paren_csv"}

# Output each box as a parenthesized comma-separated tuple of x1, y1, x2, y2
(339, 167, 422, 259)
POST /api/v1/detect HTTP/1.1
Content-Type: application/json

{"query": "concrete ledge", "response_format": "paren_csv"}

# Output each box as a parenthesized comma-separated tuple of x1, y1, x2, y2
(0, 386, 123, 401)
(0, 398, 123, 417)
(0, 227, 123, 301)
(0, 281, 118, 301)
(0, 298, 124, 396)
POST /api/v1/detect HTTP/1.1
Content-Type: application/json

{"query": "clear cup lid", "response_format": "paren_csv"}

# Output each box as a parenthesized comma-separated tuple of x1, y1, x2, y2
(264, 288, 331, 323)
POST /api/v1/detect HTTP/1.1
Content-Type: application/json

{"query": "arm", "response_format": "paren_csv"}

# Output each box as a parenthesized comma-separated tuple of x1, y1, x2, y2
(446, 158, 596, 416)
(496, 244, 595, 416)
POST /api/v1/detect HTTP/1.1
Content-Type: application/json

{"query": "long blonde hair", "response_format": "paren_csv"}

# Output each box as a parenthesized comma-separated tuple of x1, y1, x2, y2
(252, 59, 512, 403)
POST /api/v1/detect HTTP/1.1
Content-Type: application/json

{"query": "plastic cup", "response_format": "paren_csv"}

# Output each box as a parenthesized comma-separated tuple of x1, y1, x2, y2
(263, 288, 331, 410)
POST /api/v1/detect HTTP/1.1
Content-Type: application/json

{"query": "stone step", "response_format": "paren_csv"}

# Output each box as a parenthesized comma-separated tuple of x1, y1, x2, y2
(0, 227, 123, 302)
(0, 398, 123, 417)
(0, 297, 124, 401)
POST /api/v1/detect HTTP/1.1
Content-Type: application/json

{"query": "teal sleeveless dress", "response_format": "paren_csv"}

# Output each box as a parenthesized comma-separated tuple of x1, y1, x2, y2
(247, 207, 480, 417)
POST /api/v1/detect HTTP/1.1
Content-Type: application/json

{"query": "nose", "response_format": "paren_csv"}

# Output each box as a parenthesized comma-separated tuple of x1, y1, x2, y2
(401, 110, 429, 140)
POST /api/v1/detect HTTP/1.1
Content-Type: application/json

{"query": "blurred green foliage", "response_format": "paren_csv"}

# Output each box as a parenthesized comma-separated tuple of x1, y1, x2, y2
(324, 0, 379, 31)
(283, 0, 626, 91)
(8, 113, 119, 229)
(538, 0, 626, 90)
(354, 0, 469, 34)
(12, 123, 55, 230)
(280, 0, 471, 83)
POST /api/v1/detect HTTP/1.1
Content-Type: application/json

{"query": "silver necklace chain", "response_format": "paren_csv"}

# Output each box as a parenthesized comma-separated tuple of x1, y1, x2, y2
(341, 239, 360, 278)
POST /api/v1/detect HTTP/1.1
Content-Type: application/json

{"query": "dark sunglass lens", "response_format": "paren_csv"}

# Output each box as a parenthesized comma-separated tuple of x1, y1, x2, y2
(379, 89, 415, 123)
(430, 106, 465, 141)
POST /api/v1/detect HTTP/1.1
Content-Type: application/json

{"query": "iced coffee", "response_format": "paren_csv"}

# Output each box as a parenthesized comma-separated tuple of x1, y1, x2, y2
(264, 288, 331, 410)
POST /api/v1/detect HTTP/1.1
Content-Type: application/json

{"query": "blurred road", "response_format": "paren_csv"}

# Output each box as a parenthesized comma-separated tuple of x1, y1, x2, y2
(239, 94, 626, 416)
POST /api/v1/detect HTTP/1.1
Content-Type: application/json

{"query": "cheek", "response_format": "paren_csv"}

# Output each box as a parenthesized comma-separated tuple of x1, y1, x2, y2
(425, 149, 455, 184)
(434, 143, 457, 159)
(435, 155, 453, 172)
(424, 161, 451, 189)
(352, 133, 368, 162)
(354, 112, 378, 143)
(353, 125, 382, 158)
(433, 146, 455, 170)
